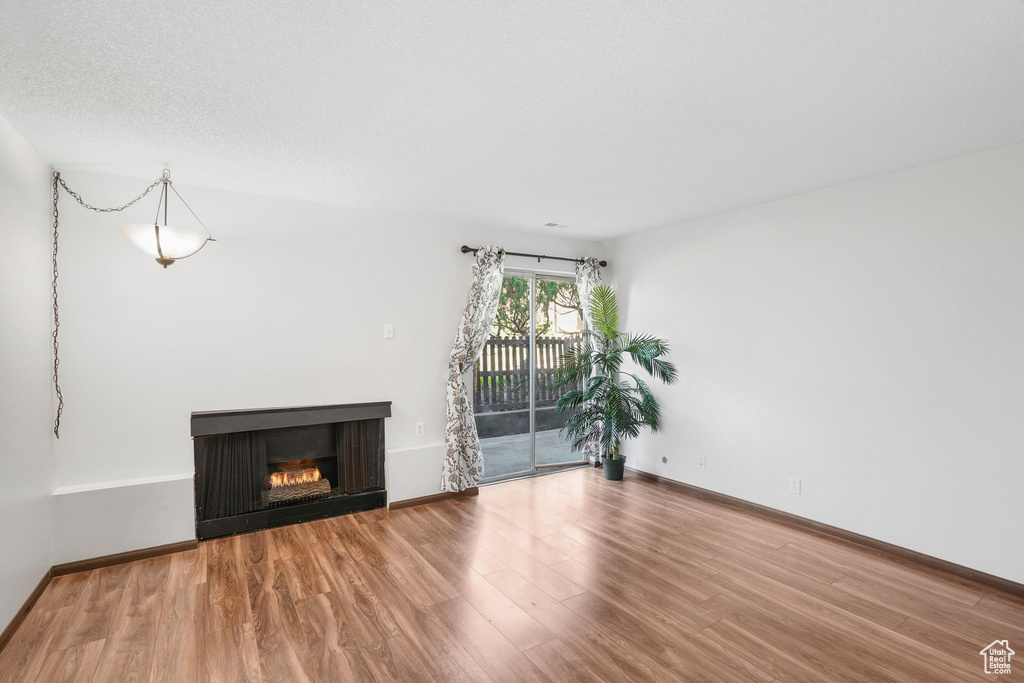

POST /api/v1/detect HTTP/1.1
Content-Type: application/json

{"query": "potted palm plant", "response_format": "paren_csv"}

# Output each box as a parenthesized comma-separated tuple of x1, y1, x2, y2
(555, 285, 677, 480)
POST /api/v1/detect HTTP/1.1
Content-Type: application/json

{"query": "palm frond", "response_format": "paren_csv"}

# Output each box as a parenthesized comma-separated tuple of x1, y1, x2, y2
(596, 347, 624, 375)
(555, 375, 610, 412)
(588, 284, 619, 340)
(560, 405, 606, 451)
(649, 358, 678, 385)
(555, 340, 598, 386)
(554, 389, 587, 413)
(628, 374, 662, 432)
(622, 333, 678, 385)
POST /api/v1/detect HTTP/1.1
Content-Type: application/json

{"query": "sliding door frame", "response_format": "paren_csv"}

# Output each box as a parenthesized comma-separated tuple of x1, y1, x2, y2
(478, 268, 588, 484)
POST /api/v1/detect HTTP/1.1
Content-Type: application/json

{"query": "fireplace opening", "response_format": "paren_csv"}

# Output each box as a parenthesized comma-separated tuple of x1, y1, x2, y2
(257, 423, 341, 509)
(262, 459, 332, 507)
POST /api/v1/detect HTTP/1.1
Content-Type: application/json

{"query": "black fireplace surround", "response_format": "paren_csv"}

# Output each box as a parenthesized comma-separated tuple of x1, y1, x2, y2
(191, 402, 390, 540)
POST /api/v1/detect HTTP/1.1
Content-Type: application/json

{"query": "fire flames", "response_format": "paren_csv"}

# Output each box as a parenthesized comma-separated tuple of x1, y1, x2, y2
(268, 467, 322, 489)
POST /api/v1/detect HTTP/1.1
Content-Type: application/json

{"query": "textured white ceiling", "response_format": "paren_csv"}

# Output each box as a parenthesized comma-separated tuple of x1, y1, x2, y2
(2, 1, 1023, 238)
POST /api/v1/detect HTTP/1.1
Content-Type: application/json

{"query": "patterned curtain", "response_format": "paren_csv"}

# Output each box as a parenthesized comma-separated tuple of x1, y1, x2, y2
(442, 246, 506, 491)
(575, 257, 605, 466)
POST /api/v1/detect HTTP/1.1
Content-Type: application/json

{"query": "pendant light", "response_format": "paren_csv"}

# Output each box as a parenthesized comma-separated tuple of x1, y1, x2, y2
(50, 167, 217, 437)
(122, 169, 214, 267)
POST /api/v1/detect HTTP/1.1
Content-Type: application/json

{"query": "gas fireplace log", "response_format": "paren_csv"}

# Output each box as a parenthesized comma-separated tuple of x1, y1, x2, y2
(261, 479, 331, 506)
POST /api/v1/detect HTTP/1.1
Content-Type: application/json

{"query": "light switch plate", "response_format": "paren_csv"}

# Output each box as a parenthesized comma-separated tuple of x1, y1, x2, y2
(384, 323, 394, 339)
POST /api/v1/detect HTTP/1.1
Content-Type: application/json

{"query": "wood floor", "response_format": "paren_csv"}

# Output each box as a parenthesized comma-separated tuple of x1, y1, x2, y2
(2, 468, 1022, 682)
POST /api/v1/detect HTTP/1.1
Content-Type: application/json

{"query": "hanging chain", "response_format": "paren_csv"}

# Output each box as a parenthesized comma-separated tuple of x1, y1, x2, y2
(52, 171, 64, 438)
(57, 172, 163, 213)
(50, 170, 165, 438)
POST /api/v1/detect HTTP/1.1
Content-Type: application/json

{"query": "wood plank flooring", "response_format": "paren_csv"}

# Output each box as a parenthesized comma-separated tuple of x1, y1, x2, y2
(2, 467, 1022, 681)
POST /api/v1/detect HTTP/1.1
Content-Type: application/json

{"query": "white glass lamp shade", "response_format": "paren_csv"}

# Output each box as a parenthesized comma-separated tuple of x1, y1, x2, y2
(122, 223, 210, 267)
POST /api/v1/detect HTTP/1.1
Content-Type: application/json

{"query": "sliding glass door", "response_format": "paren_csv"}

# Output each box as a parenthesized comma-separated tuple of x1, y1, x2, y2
(474, 271, 587, 482)
(475, 274, 533, 479)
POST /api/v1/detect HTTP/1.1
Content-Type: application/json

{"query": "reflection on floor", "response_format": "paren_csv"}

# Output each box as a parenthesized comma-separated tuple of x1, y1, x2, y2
(481, 428, 580, 478)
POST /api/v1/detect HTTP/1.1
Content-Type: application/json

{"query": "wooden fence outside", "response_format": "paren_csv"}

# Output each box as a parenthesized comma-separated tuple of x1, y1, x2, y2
(474, 336, 581, 413)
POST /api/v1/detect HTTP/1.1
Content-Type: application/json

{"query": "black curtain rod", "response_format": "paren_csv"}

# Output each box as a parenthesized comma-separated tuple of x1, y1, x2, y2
(460, 245, 607, 267)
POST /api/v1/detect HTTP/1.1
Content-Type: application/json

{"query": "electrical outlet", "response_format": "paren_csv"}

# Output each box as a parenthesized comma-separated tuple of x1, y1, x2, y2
(415, 422, 424, 437)
(789, 477, 801, 495)
(384, 323, 394, 339)
(697, 455, 706, 470)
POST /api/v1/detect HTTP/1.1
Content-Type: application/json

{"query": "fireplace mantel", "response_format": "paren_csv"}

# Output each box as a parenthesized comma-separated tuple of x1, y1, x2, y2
(191, 401, 392, 437)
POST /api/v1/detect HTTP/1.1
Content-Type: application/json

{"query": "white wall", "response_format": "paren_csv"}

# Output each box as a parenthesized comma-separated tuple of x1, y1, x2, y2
(610, 144, 1024, 583)
(0, 116, 55, 625)
(50, 170, 601, 561)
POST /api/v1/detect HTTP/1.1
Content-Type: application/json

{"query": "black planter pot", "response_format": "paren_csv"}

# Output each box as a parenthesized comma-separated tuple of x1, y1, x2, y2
(603, 456, 625, 481)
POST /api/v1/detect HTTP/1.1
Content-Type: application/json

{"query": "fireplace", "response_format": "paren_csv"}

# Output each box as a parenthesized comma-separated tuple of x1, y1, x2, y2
(191, 402, 390, 540)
